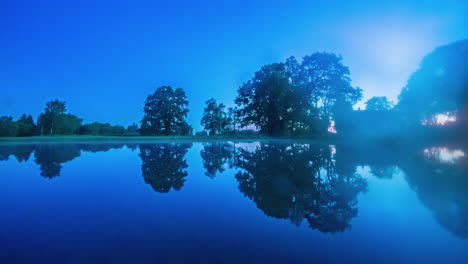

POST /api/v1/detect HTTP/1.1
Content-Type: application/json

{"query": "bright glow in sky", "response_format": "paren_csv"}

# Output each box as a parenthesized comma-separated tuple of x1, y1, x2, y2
(0, 0, 467, 130)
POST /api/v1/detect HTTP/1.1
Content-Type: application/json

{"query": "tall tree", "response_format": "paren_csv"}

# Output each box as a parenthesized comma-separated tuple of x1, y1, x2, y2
(37, 100, 67, 135)
(201, 98, 229, 135)
(365, 96, 394, 111)
(140, 86, 191, 136)
(301, 52, 362, 126)
(227, 107, 239, 134)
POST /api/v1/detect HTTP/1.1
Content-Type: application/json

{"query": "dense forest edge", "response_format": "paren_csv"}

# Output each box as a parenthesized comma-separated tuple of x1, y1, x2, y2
(1, 39, 467, 141)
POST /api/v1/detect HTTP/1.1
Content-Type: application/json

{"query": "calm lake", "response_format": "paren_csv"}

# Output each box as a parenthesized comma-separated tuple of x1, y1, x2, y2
(0, 141, 467, 263)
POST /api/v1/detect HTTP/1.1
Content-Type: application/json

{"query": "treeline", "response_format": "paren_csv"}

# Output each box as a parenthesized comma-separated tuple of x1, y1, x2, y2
(2, 40, 466, 138)
(0, 100, 139, 137)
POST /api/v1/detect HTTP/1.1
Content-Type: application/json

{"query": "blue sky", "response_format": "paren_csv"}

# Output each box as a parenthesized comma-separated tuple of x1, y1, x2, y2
(1, 0, 467, 130)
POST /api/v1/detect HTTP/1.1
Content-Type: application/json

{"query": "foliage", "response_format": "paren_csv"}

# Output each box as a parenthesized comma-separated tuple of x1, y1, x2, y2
(80, 122, 126, 135)
(140, 86, 191, 136)
(201, 98, 230, 135)
(365, 96, 394, 111)
(37, 100, 82, 135)
(0, 116, 18, 137)
(127, 123, 140, 135)
(398, 39, 468, 126)
(235, 52, 362, 136)
(16, 114, 35, 137)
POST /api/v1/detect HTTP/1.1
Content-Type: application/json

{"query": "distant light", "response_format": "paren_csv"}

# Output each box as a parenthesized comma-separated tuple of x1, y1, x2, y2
(328, 121, 337, 134)
(436, 114, 456, 125)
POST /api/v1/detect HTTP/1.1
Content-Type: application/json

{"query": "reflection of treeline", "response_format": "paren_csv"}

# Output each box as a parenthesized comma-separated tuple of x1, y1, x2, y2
(0, 143, 129, 178)
(200, 141, 468, 236)
(331, 141, 468, 238)
(2, 141, 466, 237)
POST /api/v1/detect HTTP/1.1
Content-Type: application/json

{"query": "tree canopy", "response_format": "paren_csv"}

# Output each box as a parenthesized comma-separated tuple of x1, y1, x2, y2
(365, 96, 394, 111)
(398, 39, 468, 127)
(140, 86, 192, 136)
(37, 100, 82, 135)
(235, 52, 362, 136)
(201, 98, 230, 135)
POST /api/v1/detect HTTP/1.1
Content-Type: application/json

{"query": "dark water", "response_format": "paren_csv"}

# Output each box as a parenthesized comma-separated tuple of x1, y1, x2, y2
(0, 141, 467, 264)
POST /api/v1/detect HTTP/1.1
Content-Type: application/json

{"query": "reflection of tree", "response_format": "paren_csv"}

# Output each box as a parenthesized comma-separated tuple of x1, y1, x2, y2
(234, 142, 367, 233)
(139, 143, 192, 193)
(34, 144, 81, 178)
(0, 145, 35, 162)
(341, 141, 468, 238)
(79, 143, 127, 153)
(200, 143, 234, 178)
(400, 145, 468, 238)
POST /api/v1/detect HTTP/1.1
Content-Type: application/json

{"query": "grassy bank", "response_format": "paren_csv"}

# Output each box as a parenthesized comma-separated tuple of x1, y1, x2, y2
(0, 134, 340, 145)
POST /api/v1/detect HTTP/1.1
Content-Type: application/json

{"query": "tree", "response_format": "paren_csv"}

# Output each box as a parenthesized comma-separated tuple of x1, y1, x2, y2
(16, 114, 35, 137)
(366, 96, 394, 111)
(0, 116, 18, 137)
(235, 63, 296, 136)
(235, 53, 362, 136)
(140, 86, 191, 136)
(37, 100, 81, 135)
(38, 100, 66, 135)
(301, 52, 362, 127)
(201, 98, 229, 135)
(127, 123, 140, 135)
(397, 39, 468, 128)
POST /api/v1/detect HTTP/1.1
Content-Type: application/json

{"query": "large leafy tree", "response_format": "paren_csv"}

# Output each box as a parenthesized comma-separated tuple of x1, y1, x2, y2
(140, 86, 191, 136)
(398, 39, 468, 128)
(201, 98, 229, 135)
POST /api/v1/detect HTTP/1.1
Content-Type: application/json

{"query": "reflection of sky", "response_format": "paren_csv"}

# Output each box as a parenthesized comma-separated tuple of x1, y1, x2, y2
(424, 147, 465, 164)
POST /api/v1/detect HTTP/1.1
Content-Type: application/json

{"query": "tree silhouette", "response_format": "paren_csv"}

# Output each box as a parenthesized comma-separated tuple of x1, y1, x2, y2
(140, 86, 191, 136)
(201, 98, 230, 135)
(139, 143, 192, 193)
(398, 39, 468, 129)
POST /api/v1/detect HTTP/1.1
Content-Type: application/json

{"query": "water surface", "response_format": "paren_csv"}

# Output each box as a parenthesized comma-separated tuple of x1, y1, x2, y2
(0, 141, 467, 263)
